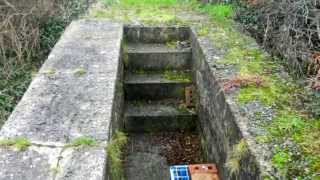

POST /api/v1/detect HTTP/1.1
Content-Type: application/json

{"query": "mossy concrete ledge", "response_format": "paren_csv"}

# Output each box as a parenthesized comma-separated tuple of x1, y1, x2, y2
(191, 29, 272, 179)
(0, 20, 123, 180)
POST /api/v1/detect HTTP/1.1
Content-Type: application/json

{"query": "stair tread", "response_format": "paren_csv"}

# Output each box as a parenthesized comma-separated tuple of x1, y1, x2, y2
(125, 101, 196, 117)
(125, 72, 192, 84)
(127, 43, 191, 53)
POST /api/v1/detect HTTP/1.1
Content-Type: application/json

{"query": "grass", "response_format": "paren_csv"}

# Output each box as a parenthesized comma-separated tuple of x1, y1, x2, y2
(225, 139, 249, 175)
(265, 111, 320, 178)
(91, 0, 196, 25)
(199, 4, 234, 23)
(197, 26, 210, 37)
(117, 0, 179, 7)
(66, 136, 97, 148)
(0, 137, 32, 151)
(166, 40, 177, 49)
(43, 68, 56, 77)
(73, 68, 87, 77)
(106, 131, 128, 180)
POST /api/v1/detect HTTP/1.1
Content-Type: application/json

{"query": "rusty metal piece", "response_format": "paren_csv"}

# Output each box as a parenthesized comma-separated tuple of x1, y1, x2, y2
(185, 86, 194, 108)
(188, 164, 219, 180)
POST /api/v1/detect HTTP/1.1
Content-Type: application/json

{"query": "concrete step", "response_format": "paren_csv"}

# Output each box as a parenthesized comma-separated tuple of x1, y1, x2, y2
(124, 71, 192, 100)
(124, 100, 197, 132)
(124, 26, 190, 43)
(126, 43, 192, 71)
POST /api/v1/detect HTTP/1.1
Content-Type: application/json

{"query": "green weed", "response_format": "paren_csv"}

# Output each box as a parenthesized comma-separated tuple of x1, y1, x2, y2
(0, 137, 31, 151)
(166, 41, 177, 49)
(50, 167, 60, 175)
(66, 136, 96, 148)
(197, 26, 210, 37)
(226, 139, 249, 175)
(107, 131, 128, 180)
(272, 148, 291, 170)
(200, 4, 234, 23)
(74, 68, 87, 76)
(43, 68, 56, 77)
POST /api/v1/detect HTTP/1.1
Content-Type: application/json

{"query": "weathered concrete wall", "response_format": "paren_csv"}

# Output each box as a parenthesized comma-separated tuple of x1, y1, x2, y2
(191, 29, 269, 179)
(0, 19, 123, 180)
(124, 26, 190, 43)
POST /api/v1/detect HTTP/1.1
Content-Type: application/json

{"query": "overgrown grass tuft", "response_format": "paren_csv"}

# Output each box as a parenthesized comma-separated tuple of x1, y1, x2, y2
(66, 136, 97, 148)
(107, 131, 128, 180)
(226, 139, 249, 175)
(101, 0, 191, 7)
(120, 0, 179, 6)
(0, 137, 31, 151)
(199, 4, 234, 23)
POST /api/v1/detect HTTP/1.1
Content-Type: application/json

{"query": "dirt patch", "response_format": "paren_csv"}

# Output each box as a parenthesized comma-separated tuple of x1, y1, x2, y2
(125, 131, 203, 165)
(153, 131, 203, 165)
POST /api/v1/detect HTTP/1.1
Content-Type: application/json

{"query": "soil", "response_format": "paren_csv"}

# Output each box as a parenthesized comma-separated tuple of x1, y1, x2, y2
(125, 131, 203, 165)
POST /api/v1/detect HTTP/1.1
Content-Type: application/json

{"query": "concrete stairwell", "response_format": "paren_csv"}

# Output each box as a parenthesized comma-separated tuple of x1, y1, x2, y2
(122, 28, 201, 180)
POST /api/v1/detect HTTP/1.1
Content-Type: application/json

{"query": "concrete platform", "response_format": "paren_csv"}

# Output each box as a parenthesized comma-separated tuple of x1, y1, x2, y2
(0, 20, 123, 180)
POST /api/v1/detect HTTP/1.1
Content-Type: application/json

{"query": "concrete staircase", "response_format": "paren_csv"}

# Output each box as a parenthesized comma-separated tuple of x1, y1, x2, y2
(124, 42, 196, 132)
(123, 41, 197, 179)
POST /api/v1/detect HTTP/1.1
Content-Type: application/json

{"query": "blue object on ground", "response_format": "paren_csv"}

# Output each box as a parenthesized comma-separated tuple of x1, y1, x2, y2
(170, 165, 190, 180)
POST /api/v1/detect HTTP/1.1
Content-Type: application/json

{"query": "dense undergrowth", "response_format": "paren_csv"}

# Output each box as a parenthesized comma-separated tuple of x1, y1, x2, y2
(0, 0, 89, 127)
(91, 0, 320, 179)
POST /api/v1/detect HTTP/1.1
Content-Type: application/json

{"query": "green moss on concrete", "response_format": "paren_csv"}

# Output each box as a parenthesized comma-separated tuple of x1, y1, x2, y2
(50, 167, 60, 175)
(166, 41, 177, 49)
(66, 136, 97, 148)
(163, 70, 192, 82)
(197, 26, 210, 37)
(0, 137, 31, 151)
(43, 68, 56, 77)
(217, 47, 276, 75)
(74, 68, 87, 77)
(107, 131, 128, 180)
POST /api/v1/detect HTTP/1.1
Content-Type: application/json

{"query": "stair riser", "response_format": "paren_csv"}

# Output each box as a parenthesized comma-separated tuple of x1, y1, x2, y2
(124, 115, 197, 132)
(124, 26, 190, 43)
(125, 83, 190, 100)
(126, 52, 191, 70)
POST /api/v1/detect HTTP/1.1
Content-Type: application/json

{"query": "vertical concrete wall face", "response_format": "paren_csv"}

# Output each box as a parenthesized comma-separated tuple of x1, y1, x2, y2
(109, 42, 125, 136)
(0, 20, 123, 180)
(191, 30, 261, 180)
(124, 26, 190, 43)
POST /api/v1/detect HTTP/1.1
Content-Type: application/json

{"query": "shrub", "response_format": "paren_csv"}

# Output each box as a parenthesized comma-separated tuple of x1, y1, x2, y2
(0, 0, 89, 126)
(235, 0, 320, 78)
